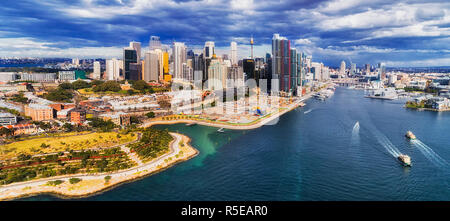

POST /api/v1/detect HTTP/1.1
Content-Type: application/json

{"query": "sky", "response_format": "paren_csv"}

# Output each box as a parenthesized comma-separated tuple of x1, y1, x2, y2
(0, 0, 449, 67)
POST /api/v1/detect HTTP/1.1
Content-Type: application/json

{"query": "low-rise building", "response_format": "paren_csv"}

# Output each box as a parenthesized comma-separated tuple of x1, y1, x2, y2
(69, 108, 86, 124)
(100, 112, 130, 126)
(1, 124, 38, 136)
(24, 103, 54, 121)
(0, 112, 17, 125)
(20, 73, 57, 82)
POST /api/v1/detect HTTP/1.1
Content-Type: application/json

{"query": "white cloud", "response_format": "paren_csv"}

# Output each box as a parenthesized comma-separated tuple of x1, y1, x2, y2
(294, 38, 312, 45)
(0, 37, 122, 58)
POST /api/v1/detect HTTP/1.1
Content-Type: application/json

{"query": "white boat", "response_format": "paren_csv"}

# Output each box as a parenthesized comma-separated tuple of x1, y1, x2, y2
(217, 128, 225, 133)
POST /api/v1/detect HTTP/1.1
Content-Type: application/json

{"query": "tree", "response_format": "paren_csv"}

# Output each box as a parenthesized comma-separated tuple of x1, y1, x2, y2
(131, 80, 150, 91)
(43, 88, 73, 102)
(88, 117, 116, 132)
(0, 127, 14, 137)
(93, 81, 121, 92)
(71, 79, 91, 90)
(130, 116, 141, 124)
(58, 82, 73, 90)
(63, 123, 74, 132)
(104, 175, 111, 183)
(9, 93, 29, 104)
(69, 178, 82, 184)
(145, 112, 155, 118)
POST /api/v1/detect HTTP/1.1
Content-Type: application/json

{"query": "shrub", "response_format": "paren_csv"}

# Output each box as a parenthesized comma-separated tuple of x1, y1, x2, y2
(69, 178, 82, 184)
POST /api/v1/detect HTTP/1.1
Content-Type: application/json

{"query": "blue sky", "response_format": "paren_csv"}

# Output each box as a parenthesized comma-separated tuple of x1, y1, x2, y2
(0, 0, 449, 67)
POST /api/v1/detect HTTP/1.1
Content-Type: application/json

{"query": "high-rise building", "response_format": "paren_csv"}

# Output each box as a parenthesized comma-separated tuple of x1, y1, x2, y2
(163, 51, 169, 75)
(208, 56, 228, 90)
(350, 63, 356, 76)
(144, 51, 159, 82)
(149, 36, 162, 50)
(172, 42, 186, 79)
(204, 41, 215, 59)
(365, 64, 371, 75)
(377, 62, 386, 79)
(106, 58, 121, 80)
(230, 41, 238, 65)
(129, 63, 142, 80)
(311, 62, 322, 81)
(250, 36, 254, 59)
(272, 33, 292, 94)
(182, 63, 194, 82)
(93, 61, 101, 79)
(340, 60, 346, 76)
(72, 58, 80, 66)
(123, 47, 137, 79)
(243, 59, 255, 81)
(129, 41, 142, 63)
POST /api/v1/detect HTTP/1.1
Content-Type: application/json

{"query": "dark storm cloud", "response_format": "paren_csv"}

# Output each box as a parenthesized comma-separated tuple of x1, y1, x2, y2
(0, 0, 449, 66)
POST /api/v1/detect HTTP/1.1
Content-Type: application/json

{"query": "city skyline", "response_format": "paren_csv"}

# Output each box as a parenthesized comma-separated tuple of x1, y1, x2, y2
(0, 0, 449, 67)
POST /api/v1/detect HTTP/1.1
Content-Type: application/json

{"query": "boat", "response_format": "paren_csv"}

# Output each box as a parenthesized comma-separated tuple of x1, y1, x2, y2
(186, 123, 197, 126)
(217, 128, 225, 133)
(405, 131, 416, 140)
(397, 154, 412, 167)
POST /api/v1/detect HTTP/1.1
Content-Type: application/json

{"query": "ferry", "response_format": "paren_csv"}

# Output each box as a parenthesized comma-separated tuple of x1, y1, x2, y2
(397, 154, 412, 167)
(405, 131, 416, 140)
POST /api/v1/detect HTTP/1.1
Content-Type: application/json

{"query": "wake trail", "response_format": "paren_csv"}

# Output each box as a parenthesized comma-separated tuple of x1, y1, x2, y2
(412, 139, 448, 167)
(373, 130, 401, 157)
(351, 121, 360, 146)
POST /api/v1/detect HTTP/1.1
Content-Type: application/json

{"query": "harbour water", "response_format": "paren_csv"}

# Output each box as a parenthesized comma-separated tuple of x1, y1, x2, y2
(21, 88, 450, 201)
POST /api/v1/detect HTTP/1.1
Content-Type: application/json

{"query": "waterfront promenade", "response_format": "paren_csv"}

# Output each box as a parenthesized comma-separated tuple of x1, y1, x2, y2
(142, 92, 316, 130)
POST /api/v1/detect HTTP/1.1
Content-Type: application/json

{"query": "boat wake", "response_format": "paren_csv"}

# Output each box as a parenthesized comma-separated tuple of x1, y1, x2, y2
(304, 109, 312, 114)
(411, 139, 448, 167)
(351, 121, 360, 146)
(373, 131, 401, 157)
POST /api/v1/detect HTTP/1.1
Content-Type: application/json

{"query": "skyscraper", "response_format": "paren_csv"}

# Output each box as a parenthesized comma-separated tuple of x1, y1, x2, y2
(163, 51, 169, 75)
(106, 58, 121, 81)
(208, 56, 227, 90)
(272, 33, 292, 94)
(93, 61, 101, 79)
(230, 41, 237, 65)
(204, 41, 215, 59)
(172, 42, 186, 79)
(365, 64, 371, 75)
(340, 61, 346, 76)
(149, 36, 162, 50)
(243, 59, 255, 81)
(250, 36, 254, 59)
(144, 51, 159, 82)
(123, 47, 137, 79)
(129, 42, 141, 63)
(350, 63, 356, 76)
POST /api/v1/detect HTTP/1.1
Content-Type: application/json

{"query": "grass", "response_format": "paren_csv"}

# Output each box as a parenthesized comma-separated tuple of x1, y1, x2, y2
(0, 132, 136, 160)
